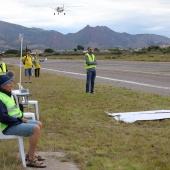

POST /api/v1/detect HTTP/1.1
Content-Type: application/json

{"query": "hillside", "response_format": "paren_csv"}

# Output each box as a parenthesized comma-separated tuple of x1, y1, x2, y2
(0, 20, 170, 51)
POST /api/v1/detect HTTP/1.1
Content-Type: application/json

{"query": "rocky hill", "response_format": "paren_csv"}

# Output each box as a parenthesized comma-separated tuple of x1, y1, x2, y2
(0, 20, 170, 51)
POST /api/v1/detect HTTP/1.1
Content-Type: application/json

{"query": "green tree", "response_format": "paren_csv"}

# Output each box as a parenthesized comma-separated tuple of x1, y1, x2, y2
(77, 45, 84, 50)
(44, 48, 54, 53)
(5, 49, 18, 54)
(148, 46, 161, 51)
(94, 48, 100, 52)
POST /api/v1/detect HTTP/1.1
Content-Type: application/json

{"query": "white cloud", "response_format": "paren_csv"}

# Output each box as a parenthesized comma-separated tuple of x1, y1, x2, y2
(0, 0, 170, 37)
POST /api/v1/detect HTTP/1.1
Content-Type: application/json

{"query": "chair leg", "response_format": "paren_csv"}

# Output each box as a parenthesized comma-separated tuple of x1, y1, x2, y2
(34, 103, 39, 120)
(30, 114, 35, 120)
(17, 137, 26, 167)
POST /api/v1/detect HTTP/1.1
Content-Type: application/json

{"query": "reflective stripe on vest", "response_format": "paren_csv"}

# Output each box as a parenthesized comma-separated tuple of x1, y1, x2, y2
(84, 53, 96, 70)
(7, 105, 17, 112)
(11, 113, 20, 118)
(0, 92, 22, 131)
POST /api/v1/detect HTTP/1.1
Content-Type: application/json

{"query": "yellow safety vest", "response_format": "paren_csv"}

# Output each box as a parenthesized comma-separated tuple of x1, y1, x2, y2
(0, 62, 7, 74)
(34, 59, 41, 69)
(0, 92, 23, 131)
(84, 53, 96, 70)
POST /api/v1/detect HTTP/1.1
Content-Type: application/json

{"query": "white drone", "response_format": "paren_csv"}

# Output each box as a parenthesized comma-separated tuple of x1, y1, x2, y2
(51, 4, 82, 15)
(53, 4, 66, 15)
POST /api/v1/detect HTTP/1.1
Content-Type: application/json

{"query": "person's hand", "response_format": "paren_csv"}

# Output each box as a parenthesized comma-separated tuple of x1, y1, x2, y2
(22, 118, 28, 123)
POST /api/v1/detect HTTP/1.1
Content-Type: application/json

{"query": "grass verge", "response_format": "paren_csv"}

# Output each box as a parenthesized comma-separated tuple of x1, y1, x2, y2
(0, 65, 170, 170)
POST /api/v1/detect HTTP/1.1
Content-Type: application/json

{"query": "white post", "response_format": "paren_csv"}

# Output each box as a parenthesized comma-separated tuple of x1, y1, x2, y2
(19, 34, 23, 85)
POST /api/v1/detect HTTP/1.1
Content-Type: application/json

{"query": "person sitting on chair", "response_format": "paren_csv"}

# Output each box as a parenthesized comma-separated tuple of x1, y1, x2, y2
(0, 75, 46, 168)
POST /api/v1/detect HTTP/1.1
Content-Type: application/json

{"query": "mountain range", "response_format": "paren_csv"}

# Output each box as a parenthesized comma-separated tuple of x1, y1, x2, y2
(0, 20, 170, 52)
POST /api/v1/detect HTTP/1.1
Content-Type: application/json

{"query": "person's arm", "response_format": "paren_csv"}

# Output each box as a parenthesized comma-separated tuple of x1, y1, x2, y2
(39, 58, 47, 62)
(0, 101, 23, 125)
(93, 58, 97, 65)
(85, 55, 90, 65)
(32, 59, 36, 66)
(85, 55, 97, 65)
(21, 56, 25, 61)
(39, 59, 45, 62)
(21, 56, 26, 64)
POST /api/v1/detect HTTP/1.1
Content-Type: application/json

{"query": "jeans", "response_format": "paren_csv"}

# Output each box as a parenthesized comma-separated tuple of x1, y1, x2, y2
(86, 70, 96, 93)
(25, 68, 32, 76)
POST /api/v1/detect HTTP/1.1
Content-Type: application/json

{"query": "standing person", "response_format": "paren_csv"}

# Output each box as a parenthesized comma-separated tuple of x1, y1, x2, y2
(84, 47, 97, 94)
(32, 55, 46, 77)
(0, 53, 8, 75)
(22, 49, 33, 83)
(0, 75, 46, 168)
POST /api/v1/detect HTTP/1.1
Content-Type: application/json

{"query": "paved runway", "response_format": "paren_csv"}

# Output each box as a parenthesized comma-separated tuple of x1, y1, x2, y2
(4, 58, 170, 96)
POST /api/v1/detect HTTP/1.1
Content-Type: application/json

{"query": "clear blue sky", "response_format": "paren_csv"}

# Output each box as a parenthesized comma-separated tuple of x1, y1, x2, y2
(1, 0, 170, 38)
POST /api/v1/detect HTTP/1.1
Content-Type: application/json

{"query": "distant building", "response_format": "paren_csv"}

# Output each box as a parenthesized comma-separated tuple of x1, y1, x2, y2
(160, 45, 170, 48)
(31, 49, 43, 54)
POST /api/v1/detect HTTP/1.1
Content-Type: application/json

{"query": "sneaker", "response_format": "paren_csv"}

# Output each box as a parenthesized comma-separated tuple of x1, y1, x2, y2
(86, 92, 90, 94)
(91, 92, 95, 94)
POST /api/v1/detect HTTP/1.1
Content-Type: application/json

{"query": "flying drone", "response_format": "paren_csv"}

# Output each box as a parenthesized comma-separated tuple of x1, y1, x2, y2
(51, 4, 82, 15)
(52, 4, 66, 15)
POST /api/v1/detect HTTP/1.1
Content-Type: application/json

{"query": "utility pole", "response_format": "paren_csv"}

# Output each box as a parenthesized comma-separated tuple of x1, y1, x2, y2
(19, 34, 24, 85)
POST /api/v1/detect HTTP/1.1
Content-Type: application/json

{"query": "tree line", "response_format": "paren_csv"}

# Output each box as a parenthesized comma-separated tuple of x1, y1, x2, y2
(3, 45, 170, 55)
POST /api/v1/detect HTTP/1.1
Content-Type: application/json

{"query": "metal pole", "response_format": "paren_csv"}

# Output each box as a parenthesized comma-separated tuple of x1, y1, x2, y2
(19, 34, 23, 85)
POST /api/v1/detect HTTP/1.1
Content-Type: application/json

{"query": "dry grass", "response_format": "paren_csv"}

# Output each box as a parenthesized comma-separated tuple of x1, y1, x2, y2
(45, 53, 170, 62)
(0, 65, 170, 170)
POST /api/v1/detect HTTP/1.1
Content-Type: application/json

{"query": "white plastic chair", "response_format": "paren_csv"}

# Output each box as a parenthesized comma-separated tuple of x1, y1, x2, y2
(22, 98, 38, 120)
(12, 92, 36, 120)
(17, 83, 39, 120)
(0, 127, 26, 167)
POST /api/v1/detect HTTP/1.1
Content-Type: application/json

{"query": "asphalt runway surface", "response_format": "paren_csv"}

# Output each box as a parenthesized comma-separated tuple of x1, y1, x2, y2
(4, 58, 170, 96)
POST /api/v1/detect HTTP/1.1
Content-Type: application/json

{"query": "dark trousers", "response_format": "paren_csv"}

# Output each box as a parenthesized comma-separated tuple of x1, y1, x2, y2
(35, 68, 40, 77)
(86, 70, 96, 93)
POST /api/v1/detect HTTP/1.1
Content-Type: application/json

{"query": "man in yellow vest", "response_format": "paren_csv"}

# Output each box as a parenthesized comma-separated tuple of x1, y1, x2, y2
(22, 49, 33, 83)
(0, 53, 8, 75)
(84, 46, 97, 94)
(0, 75, 46, 168)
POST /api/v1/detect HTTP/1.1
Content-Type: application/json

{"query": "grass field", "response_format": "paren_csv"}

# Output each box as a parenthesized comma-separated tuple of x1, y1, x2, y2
(1, 64, 170, 170)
